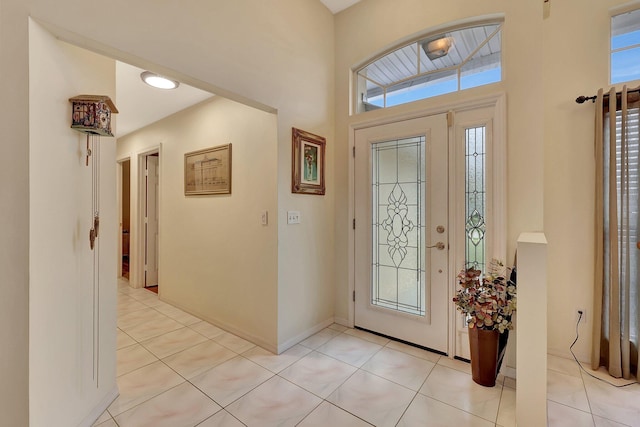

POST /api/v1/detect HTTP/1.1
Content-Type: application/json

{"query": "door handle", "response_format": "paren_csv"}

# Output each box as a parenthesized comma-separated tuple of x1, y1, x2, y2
(426, 242, 446, 250)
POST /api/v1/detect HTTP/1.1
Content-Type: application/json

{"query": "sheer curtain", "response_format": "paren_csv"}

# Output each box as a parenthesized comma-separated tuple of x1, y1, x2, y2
(593, 85, 640, 380)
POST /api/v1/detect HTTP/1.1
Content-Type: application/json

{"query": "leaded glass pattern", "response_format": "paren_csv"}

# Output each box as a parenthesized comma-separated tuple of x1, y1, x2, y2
(371, 136, 426, 316)
(465, 126, 486, 270)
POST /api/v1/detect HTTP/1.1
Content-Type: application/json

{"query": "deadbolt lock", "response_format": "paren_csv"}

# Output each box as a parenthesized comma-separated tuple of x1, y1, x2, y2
(436, 225, 445, 233)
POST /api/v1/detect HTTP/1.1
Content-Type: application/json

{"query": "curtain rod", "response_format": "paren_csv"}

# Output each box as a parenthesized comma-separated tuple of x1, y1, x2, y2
(576, 88, 640, 104)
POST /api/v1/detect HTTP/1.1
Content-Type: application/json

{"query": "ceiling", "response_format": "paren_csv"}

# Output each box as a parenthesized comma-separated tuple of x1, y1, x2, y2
(319, 0, 361, 14)
(115, 1, 361, 137)
(115, 62, 212, 138)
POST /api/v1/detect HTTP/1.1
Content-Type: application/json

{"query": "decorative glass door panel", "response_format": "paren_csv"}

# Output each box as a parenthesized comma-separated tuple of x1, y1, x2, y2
(355, 115, 449, 352)
(371, 137, 426, 316)
(465, 126, 486, 271)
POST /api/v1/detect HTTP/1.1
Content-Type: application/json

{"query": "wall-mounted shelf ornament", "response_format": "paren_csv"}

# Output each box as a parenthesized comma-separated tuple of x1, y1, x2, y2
(69, 95, 118, 251)
(69, 95, 118, 137)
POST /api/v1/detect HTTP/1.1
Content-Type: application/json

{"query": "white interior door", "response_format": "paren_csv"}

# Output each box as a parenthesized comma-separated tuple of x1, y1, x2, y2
(355, 114, 449, 353)
(145, 155, 159, 287)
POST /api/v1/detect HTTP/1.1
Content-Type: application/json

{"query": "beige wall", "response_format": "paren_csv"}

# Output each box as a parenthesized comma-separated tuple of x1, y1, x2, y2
(117, 97, 280, 350)
(29, 20, 118, 426)
(543, 0, 635, 360)
(335, 0, 637, 363)
(0, 0, 30, 425)
(334, 1, 544, 356)
(3, 1, 638, 423)
(26, 0, 336, 351)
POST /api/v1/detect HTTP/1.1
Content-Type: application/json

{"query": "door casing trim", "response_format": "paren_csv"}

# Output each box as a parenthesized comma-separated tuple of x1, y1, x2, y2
(136, 145, 162, 290)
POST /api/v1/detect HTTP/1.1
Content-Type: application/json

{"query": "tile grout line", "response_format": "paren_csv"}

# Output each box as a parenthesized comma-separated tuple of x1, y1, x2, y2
(311, 329, 414, 425)
(279, 356, 373, 425)
(392, 388, 420, 426)
(281, 329, 386, 425)
(117, 326, 244, 426)
(262, 328, 447, 425)
(577, 366, 598, 426)
(114, 302, 219, 422)
(414, 361, 505, 426)
(115, 294, 514, 427)
(495, 380, 506, 426)
(137, 328, 213, 360)
(187, 353, 276, 414)
(277, 350, 359, 399)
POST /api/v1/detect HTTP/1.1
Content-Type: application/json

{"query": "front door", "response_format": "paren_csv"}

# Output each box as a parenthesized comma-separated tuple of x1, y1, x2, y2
(354, 114, 449, 353)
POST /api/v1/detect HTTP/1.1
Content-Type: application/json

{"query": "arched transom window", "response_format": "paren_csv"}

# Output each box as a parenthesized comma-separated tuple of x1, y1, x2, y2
(356, 21, 503, 112)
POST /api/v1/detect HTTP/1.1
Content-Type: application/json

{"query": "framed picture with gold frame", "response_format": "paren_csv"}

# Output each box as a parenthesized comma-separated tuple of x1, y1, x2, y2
(291, 128, 325, 195)
(184, 144, 232, 195)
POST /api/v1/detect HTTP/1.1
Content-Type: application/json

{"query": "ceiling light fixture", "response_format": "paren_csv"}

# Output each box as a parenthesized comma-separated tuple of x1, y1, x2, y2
(140, 71, 180, 90)
(422, 36, 453, 60)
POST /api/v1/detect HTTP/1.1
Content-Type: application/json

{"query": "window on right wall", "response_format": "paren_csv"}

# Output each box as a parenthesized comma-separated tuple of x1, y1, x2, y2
(611, 8, 640, 84)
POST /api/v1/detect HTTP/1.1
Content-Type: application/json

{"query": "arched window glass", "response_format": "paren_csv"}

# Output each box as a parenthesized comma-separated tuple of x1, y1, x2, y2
(356, 21, 503, 112)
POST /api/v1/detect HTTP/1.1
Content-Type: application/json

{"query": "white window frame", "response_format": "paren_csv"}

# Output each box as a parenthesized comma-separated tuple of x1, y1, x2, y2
(353, 18, 504, 114)
(610, 5, 640, 85)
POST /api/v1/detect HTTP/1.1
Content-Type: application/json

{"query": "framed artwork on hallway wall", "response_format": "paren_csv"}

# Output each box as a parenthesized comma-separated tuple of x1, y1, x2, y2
(291, 127, 326, 195)
(184, 144, 232, 195)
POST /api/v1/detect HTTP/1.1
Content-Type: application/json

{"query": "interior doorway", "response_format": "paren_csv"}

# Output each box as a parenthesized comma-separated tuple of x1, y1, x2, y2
(139, 151, 160, 292)
(120, 159, 131, 279)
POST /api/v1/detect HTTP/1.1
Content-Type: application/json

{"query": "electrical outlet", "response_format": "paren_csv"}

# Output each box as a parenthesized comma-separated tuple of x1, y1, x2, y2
(576, 308, 587, 324)
(287, 211, 301, 224)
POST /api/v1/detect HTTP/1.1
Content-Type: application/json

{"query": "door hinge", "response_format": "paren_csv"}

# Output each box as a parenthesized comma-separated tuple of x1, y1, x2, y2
(353, 291, 355, 302)
(352, 218, 356, 230)
(352, 146, 356, 158)
(447, 110, 454, 128)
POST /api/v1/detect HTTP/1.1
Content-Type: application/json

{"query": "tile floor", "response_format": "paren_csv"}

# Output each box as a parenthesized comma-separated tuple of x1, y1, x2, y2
(94, 279, 640, 427)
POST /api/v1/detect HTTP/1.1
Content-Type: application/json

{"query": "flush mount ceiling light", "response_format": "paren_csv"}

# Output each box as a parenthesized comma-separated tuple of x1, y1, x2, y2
(422, 36, 453, 60)
(140, 71, 180, 90)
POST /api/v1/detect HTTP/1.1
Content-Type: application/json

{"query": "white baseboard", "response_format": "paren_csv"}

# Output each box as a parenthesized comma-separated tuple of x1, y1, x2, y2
(78, 386, 119, 427)
(333, 317, 352, 328)
(548, 347, 590, 364)
(501, 366, 516, 380)
(158, 297, 278, 353)
(277, 318, 334, 354)
(156, 297, 339, 355)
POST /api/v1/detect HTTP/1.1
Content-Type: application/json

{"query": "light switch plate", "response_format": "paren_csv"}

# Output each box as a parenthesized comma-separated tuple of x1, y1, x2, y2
(261, 211, 268, 225)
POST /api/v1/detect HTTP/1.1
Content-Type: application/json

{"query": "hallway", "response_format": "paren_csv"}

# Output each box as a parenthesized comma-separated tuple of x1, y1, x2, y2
(93, 279, 639, 426)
